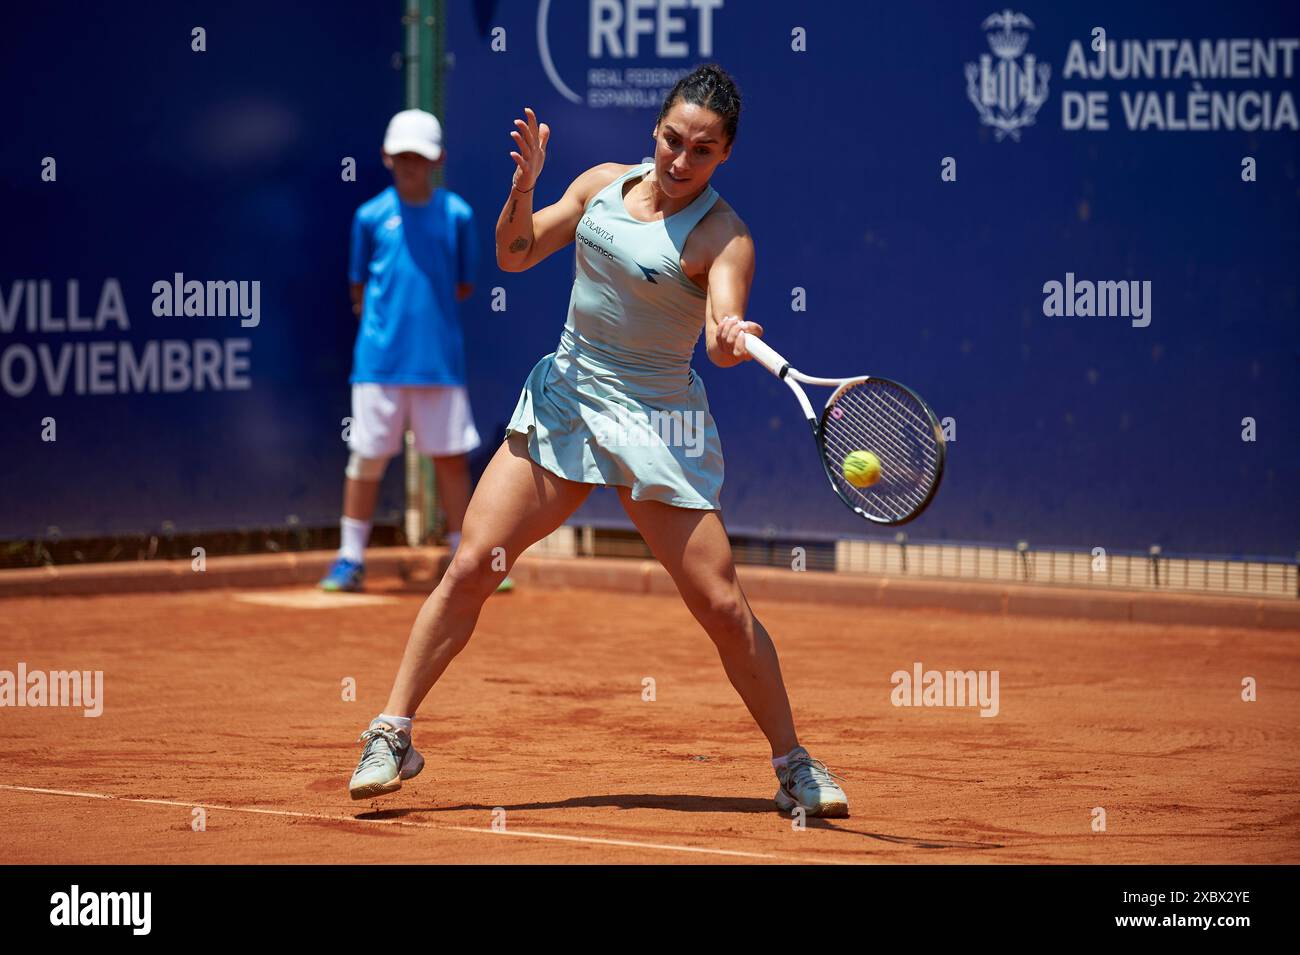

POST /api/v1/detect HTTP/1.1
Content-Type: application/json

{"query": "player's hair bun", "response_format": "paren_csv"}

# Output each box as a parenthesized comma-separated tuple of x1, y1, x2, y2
(657, 63, 742, 146)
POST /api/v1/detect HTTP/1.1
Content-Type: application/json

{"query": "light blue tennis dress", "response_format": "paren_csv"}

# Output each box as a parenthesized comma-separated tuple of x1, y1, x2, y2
(505, 162, 725, 509)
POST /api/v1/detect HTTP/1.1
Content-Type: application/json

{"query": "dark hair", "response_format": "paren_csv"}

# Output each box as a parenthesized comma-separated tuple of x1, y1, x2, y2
(657, 63, 741, 146)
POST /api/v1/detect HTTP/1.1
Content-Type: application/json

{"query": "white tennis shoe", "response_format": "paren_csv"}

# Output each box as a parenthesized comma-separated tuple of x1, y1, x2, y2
(348, 720, 424, 800)
(774, 746, 849, 818)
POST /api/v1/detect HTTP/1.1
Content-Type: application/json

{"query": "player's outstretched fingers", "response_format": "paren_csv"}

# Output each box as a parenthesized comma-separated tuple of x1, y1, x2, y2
(511, 125, 531, 160)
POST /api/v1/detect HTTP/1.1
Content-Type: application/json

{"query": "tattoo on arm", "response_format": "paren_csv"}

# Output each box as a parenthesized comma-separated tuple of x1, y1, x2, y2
(509, 236, 529, 253)
(508, 199, 517, 223)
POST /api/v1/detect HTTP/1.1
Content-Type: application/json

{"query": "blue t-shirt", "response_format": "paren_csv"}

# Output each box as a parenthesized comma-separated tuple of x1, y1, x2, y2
(348, 186, 477, 385)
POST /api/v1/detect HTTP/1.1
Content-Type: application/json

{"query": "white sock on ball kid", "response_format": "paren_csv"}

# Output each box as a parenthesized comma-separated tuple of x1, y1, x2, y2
(339, 516, 372, 563)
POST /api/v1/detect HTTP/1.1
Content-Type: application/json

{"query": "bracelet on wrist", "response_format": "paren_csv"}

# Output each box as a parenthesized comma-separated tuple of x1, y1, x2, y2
(512, 182, 535, 194)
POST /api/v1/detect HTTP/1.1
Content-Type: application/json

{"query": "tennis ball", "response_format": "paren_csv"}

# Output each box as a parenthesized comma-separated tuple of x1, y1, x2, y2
(842, 450, 881, 488)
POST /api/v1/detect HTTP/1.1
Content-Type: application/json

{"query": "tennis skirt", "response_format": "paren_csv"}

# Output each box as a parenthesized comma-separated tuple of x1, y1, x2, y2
(504, 351, 724, 510)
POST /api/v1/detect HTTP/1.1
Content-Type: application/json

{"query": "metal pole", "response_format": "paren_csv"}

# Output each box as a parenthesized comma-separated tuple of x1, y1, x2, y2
(418, 0, 446, 546)
(403, 3, 420, 107)
(402, 3, 422, 546)
(400, 0, 446, 547)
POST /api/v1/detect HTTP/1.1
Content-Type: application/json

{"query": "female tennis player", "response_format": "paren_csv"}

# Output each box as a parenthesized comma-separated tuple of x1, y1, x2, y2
(348, 64, 848, 818)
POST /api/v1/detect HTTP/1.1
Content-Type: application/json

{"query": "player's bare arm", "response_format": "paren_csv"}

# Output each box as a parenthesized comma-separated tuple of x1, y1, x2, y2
(350, 281, 364, 317)
(693, 204, 760, 368)
(494, 107, 628, 273)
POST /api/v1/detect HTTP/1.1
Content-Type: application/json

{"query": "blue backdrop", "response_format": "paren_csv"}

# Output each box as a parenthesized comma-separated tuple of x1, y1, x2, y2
(2, 1, 1297, 559)
(1, 3, 405, 536)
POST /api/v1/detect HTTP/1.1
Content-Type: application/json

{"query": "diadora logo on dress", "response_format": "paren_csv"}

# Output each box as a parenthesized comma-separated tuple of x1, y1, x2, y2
(636, 264, 659, 283)
(965, 10, 1051, 141)
(384, 215, 401, 231)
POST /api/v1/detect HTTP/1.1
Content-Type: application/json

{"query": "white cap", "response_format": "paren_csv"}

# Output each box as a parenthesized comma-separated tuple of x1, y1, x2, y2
(383, 109, 443, 161)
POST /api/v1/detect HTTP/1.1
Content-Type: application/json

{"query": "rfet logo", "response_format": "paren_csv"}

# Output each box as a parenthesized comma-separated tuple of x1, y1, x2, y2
(965, 10, 1051, 141)
(538, 0, 725, 109)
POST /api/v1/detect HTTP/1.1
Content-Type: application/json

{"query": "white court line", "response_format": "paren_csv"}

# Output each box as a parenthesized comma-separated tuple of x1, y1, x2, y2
(0, 784, 849, 864)
(232, 591, 400, 610)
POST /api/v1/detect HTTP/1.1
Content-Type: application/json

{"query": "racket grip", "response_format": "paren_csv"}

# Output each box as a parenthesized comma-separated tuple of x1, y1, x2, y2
(740, 332, 788, 378)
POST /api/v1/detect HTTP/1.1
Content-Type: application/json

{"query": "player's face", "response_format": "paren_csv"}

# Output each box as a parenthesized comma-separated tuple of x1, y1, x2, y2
(651, 102, 731, 198)
(385, 151, 438, 191)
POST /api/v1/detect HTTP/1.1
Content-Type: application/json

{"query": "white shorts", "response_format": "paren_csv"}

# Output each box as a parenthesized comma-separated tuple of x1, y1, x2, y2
(348, 383, 482, 458)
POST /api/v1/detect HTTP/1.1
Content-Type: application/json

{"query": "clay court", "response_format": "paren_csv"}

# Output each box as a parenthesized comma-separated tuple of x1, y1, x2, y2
(2, 561, 1296, 865)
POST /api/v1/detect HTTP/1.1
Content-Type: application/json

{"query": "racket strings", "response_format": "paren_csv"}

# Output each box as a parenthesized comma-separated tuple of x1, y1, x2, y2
(824, 421, 934, 520)
(821, 381, 942, 523)
(823, 425, 927, 520)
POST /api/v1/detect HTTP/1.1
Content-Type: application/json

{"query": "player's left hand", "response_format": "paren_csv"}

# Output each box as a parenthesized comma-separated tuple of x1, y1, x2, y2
(717, 315, 763, 359)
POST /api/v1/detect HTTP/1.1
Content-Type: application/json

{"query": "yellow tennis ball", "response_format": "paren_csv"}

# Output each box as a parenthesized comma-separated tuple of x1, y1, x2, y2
(842, 450, 881, 488)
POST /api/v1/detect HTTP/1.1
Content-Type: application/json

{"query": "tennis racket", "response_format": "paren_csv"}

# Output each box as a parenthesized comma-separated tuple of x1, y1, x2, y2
(741, 332, 946, 525)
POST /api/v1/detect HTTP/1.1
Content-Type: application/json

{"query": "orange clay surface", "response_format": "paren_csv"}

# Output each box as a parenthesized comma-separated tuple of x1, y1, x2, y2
(1, 579, 1297, 864)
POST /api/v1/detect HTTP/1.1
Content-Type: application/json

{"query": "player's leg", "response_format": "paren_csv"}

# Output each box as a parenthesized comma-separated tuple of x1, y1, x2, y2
(616, 490, 796, 753)
(322, 384, 405, 592)
(349, 432, 591, 798)
(385, 432, 587, 712)
(615, 489, 848, 817)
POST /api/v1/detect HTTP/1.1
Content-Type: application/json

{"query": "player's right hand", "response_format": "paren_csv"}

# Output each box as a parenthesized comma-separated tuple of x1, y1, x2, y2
(509, 107, 549, 192)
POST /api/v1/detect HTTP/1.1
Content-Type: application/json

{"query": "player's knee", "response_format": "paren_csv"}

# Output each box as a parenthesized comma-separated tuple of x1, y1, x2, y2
(441, 547, 504, 603)
(345, 453, 391, 482)
(696, 590, 750, 641)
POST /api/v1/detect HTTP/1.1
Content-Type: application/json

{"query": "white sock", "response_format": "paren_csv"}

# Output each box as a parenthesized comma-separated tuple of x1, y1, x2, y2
(772, 745, 801, 769)
(340, 516, 372, 563)
(447, 530, 462, 552)
(374, 713, 413, 734)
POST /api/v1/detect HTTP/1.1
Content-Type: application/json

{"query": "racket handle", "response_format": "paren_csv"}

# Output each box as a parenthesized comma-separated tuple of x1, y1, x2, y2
(740, 332, 788, 378)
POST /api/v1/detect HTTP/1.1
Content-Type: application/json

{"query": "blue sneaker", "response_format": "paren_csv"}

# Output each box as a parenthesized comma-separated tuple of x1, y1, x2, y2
(320, 557, 365, 592)
(774, 746, 849, 818)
